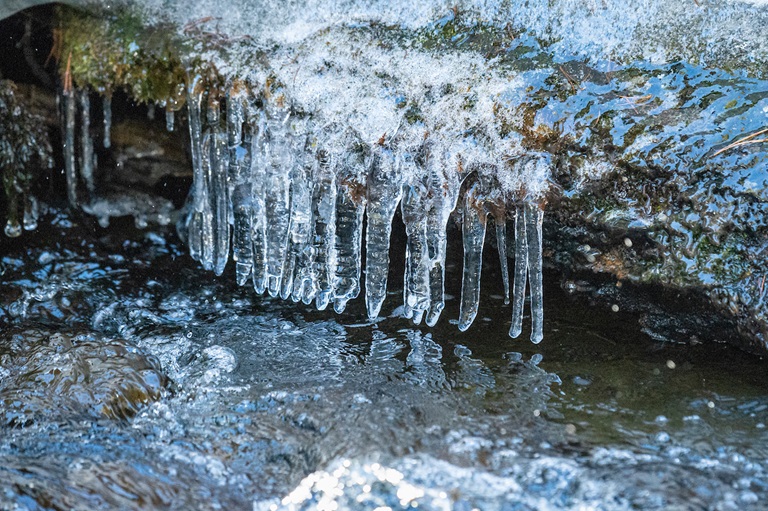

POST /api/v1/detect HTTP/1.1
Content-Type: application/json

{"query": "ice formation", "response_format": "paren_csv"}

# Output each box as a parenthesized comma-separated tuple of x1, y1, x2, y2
(36, 0, 768, 342)
(176, 80, 549, 342)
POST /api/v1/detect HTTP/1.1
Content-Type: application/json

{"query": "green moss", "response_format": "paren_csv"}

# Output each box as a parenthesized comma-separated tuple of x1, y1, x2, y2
(57, 6, 189, 105)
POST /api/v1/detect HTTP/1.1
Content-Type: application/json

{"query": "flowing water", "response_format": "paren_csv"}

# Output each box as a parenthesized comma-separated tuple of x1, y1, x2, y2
(1, 212, 767, 510)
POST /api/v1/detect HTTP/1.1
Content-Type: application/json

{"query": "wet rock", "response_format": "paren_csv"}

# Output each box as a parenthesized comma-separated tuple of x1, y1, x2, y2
(0, 328, 168, 425)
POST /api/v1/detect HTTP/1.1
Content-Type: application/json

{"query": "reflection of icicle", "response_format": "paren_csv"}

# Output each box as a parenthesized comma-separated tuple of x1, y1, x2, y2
(401, 155, 430, 325)
(309, 148, 337, 310)
(424, 151, 460, 327)
(365, 145, 403, 320)
(495, 213, 510, 305)
(23, 195, 38, 231)
(251, 111, 268, 295)
(264, 111, 292, 297)
(79, 90, 95, 195)
(458, 178, 487, 332)
(186, 78, 205, 263)
(228, 88, 253, 286)
(63, 90, 77, 206)
(525, 202, 544, 344)
(103, 93, 112, 149)
(509, 204, 528, 339)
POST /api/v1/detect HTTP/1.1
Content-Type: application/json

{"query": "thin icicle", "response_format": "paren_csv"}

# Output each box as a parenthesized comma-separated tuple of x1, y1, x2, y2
(309, 148, 337, 310)
(79, 90, 95, 195)
(211, 134, 230, 276)
(228, 87, 252, 286)
(401, 160, 430, 325)
(364, 144, 403, 320)
(495, 212, 510, 305)
(103, 93, 112, 149)
(63, 89, 77, 206)
(424, 153, 460, 327)
(186, 77, 205, 263)
(200, 129, 215, 271)
(166, 108, 175, 132)
(509, 204, 528, 339)
(263, 110, 292, 297)
(525, 202, 544, 344)
(458, 178, 487, 332)
(250, 113, 268, 294)
(332, 158, 366, 314)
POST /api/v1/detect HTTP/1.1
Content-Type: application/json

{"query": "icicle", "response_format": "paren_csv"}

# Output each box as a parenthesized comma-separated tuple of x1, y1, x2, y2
(147, 102, 155, 121)
(332, 151, 366, 314)
(228, 86, 253, 286)
(525, 202, 544, 344)
(251, 110, 268, 295)
(458, 178, 487, 332)
(263, 110, 292, 297)
(166, 108, 175, 132)
(364, 144, 403, 320)
(79, 89, 95, 195)
(210, 133, 230, 276)
(309, 148, 337, 310)
(103, 93, 112, 149)
(509, 204, 528, 339)
(401, 157, 430, 325)
(495, 211, 510, 305)
(23, 195, 38, 231)
(199, 129, 215, 270)
(424, 152, 460, 327)
(63, 89, 77, 206)
(204, 95, 229, 276)
(285, 132, 313, 302)
(186, 78, 205, 263)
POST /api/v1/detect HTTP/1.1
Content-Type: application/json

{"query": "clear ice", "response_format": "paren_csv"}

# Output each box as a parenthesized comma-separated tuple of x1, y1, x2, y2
(173, 84, 549, 340)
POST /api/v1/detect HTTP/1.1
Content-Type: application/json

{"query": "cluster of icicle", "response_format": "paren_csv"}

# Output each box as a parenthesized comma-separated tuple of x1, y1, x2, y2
(180, 78, 547, 342)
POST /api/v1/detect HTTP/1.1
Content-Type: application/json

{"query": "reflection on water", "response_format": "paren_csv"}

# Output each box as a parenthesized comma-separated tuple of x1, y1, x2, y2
(1, 215, 767, 510)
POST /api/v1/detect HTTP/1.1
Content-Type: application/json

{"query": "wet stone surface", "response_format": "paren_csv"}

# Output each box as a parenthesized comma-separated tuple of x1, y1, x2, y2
(0, 213, 767, 510)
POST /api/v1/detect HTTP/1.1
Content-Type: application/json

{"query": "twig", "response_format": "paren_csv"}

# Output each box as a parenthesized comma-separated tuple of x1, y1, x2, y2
(712, 128, 768, 157)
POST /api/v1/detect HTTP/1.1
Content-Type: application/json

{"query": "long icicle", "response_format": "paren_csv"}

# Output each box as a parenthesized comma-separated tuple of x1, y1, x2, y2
(229, 86, 253, 286)
(525, 202, 544, 344)
(495, 210, 510, 305)
(333, 176, 365, 313)
(79, 90, 95, 196)
(103, 92, 112, 149)
(401, 166, 431, 325)
(424, 152, 460, 327)
(458, 178, 487, 332)
(509, 204, 528, 338)
(63, 88, 77, 206)
(186, 77, 205, 263)
(208, 94, 230, 276)
(251, 110, 268, 294)
(284, 130, 313, 302)
(309, 148, 337, 310)
(264, 110, 292, 297)
(365, 144, 403, 320)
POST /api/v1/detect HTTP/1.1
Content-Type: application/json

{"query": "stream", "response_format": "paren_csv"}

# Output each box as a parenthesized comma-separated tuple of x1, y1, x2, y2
(1, 213, 767, 510)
